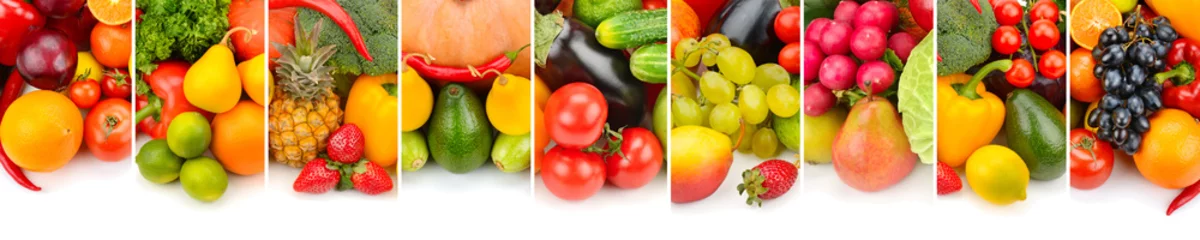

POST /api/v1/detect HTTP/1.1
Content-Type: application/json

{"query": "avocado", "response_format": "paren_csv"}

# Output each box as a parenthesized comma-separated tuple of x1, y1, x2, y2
(1005, 89, 1066, 181)
(427, 83, 493, 174)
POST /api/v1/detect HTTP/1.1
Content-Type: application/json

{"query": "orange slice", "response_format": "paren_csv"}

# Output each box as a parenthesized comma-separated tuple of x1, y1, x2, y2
(1070, 0, 1123, 50)
(88, 0, 133, 26)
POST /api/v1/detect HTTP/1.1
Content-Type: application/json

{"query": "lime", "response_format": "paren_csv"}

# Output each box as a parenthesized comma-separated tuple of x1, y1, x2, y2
(965, 145, 1029, 205)
(180, 157, 228, 202)
(1110, 0, 1136, 13)
(135, 140, 184, 184)
(167, 112, 212, 158)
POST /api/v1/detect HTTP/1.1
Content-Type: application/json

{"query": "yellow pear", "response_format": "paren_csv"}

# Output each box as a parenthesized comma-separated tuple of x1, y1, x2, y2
(184, 27, 253, 113)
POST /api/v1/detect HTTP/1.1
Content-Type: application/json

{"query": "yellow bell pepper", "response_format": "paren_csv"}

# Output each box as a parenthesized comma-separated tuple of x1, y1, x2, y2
(345, 74, 399, 167)
(937, 60, 1010, 168)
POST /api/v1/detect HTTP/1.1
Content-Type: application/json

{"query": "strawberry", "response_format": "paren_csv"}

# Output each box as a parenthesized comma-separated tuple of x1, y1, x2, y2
(737, 159, 798, 207)
(293, 158, 340, 194)
(351, 160, 393, 195)
(327, 124, 366, 164)
(937, 161, 962, 195)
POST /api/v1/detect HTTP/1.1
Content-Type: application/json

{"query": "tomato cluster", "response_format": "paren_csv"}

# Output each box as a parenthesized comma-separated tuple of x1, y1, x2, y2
(776, 6, 801, 74)
(541, 83, 663, 201)
(990, 0, 1064, 88)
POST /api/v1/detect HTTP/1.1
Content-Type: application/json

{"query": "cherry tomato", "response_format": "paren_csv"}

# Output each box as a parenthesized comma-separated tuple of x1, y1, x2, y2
(642, 0, 665, 10)
(541, 146, 606, 201)
(69, 80, 101, 109)
(605, 127, 663, 189)
(1029, 19, 1061, 51)
(993, 0, 1023, 26)
(1039, 50, 1067, 79)
(1030, 0, 1060, 23)
(85, 98, 132, 162)
(1070, 129, 1114, 190)
(101, 68, 130, 99)
(1006, 58, 1036, 88)
(779, 42, 800, 74)
(774, 6, 801, 43)
(90, 22, 131, 68)
(545, 83, 607, 149)
(992, 26, 1022, 55)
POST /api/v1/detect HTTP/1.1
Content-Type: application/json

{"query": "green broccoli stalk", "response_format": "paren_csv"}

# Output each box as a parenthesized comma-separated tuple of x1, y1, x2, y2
(296, 0, 398, 76)
(937, 0, 998, 76)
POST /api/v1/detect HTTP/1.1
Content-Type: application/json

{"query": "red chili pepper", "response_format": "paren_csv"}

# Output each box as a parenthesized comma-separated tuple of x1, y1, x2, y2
(1157, 62, 1200, 118)
(0, 70, 37, 191)
(269, 0, 373, 62)
(403, 44, 529, 82)
(1168, 180, 1200, 216)
(970, 0, 982, 14)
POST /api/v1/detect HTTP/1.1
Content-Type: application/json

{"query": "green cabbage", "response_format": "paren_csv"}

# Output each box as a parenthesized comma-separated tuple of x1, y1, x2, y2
(898, 36, 935, 164)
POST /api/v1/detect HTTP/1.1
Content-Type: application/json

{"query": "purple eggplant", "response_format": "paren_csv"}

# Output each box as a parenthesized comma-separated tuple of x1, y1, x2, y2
(535, 13, 645, 129)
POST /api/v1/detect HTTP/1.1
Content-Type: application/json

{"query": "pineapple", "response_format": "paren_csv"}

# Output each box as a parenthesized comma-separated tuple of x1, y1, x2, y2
(269, 20, 343, 167)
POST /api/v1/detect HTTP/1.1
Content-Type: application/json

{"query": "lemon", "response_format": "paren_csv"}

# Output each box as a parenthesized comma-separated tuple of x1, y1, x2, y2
(180, 157, 228, 202)
(75, 52, 103, 82)
(401, 69, 433, 131)
(965, 145, 1029, 205)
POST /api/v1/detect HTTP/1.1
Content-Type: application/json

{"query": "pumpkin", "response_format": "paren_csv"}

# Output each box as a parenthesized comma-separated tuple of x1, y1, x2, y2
(401, 0, 532, 78)
(267, 7, 297, 68)
(229, 0, 265, 62)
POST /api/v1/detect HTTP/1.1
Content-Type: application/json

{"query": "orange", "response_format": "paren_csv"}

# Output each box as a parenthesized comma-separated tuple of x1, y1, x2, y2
(533, 108, 548, 173)
(211, 101, 265, 176)
(0, 91, 83, 172)
(670, 0, 700, 58)
(1069, 0, 1122, 50)
(1069, 48, 1104, 102)
(533, 74, 550, 110)
(1134, 109, 1200, 189)
(88, 0, 133, 26)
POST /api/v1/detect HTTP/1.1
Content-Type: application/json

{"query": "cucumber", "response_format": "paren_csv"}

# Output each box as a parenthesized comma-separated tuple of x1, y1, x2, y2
(595, 9, 668, 50)
(574, 0, 641, 28)
(630, 43, 668, 83)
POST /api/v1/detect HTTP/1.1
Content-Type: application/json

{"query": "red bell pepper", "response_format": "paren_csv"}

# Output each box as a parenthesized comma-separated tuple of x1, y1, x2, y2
(134, 61, 212, 139)
(1157, 62, 1200, 118)
(268, 0, 373, 62)
(0, 0, 46, 66)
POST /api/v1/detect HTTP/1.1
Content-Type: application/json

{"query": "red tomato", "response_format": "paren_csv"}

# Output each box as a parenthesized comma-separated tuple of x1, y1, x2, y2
(1070, 129, 1114, 190)
(544, 83, 607, 149)
(774, 6, 800, 44)
(101, 68, 131, 99)
(993, 0, 1023, 26)
(1006, 58, 1036, 88)
(605, 127, 663, 189)
(992, 26, 1022, 55)
(85, 98, 133, 162)
(1030, 0, 1060, 22)
(541, 146, 606, 201)
(90, 22, 131, 68)
(1039, 50, 1067, 79)
(779, 42, 800, 74)
(1029, 19, 1061, 51)
(69, 80, 101, 109)
(643, 0, 665, 9)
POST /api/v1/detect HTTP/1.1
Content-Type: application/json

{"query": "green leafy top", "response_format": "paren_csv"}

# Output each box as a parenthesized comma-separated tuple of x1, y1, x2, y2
(898, 35, 935, 164)
(534, 11, 565, 67)
(135, 0, 231, 73)
(296, 0, 397, 76)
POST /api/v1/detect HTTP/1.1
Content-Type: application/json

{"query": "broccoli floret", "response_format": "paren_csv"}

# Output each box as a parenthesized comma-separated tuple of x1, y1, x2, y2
(937, 0, 997, 76)
(296, 0, 398, 76)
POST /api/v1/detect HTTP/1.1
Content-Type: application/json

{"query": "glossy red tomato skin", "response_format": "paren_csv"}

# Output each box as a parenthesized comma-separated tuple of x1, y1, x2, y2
(85, 98, 133, 162)
(779, 42, 800, 74)
(1030, 0, 1060, 22)
(1039, 50, 1067, 79)
(992, 26, 1022, 55)
(101, 68, 131, 99)
(1006, 58, 1036, 88)
(69, 80, 101, 109)
(605, 127, 663, 189)
(1029, 19, 1061, 51)
(643, 0, 665, 9)
(774, 6, 801, 43)
(542, 146, 606, 201)
(993, 1, 1023, 26)
(544, 83, 608, 149)
(1070, 129, 1114, 190)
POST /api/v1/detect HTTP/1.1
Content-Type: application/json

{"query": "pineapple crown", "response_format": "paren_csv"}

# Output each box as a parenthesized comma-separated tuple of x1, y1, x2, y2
(272, 19, 338, 101)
